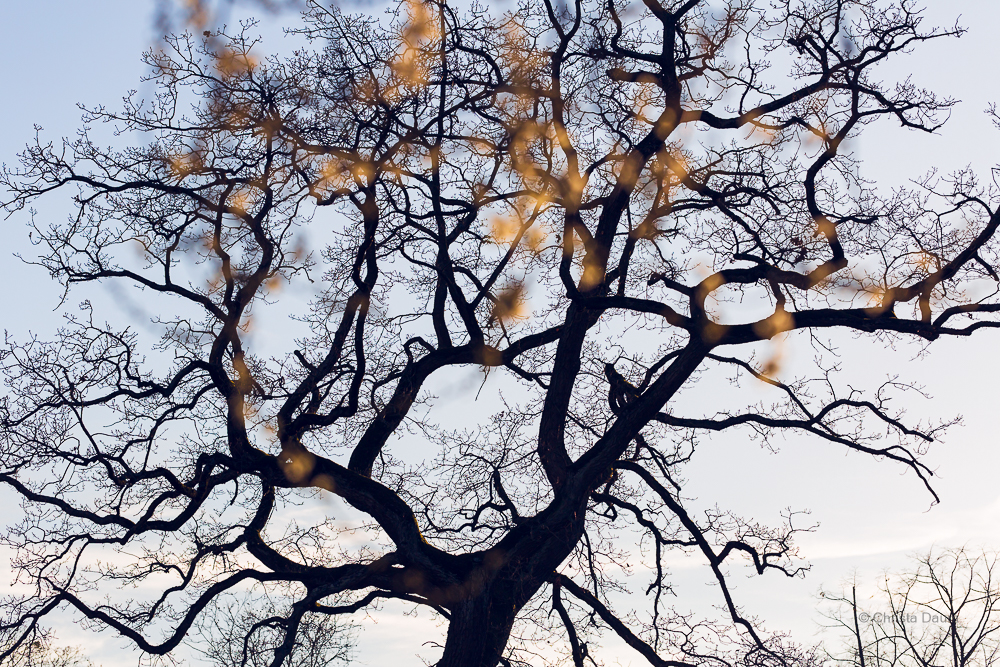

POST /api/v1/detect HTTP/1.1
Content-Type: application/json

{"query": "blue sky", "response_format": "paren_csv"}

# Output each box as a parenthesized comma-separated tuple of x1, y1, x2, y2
(3, 1, 1000, 665)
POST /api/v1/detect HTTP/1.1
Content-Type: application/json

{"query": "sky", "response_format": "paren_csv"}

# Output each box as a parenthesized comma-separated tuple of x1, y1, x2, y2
(2, 0, 1000, 665)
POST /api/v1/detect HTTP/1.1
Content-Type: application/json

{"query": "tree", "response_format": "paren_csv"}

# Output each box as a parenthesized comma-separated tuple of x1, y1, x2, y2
(0, 0, 996, 665)
(822, 548, 1000, 667)
(2, 631, 92, 667)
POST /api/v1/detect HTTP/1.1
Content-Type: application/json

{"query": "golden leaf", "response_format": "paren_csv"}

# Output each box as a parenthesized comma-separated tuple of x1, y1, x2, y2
(579, 253, 605, 291)
(523, 225, 548, 253)
(580, 252, 604, 292)
(168, 152, 202, 179)
(490, 283, 529, 323)
(228, 188, 252, 215)
(391, 0, 439, 85)
(312, 473, 336, 492)
(279, 446, 316, 484)
(265, 275, 283, 294)
(216, 48, 257, 79)
(758, 344, 786, 379)
(490, 216, 520, 244)
(700, 321, 729, 344)
(350, 161, 375, 182)
(814, 216, 836, 239)
(564, 172, 585, 200)
(914, 250, 938, 273)
(696, 273, 726, 301)
(474, 344, 503, 366)
(752, 309, 795, 339)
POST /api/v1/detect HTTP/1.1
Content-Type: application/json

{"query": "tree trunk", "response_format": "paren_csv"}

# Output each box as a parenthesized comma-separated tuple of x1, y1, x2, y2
(436, 591, 519, 667)
(434, 488, 589, 665)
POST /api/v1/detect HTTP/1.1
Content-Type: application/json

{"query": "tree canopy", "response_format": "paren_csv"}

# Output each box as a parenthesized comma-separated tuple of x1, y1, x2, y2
(1, 0, 997, 665)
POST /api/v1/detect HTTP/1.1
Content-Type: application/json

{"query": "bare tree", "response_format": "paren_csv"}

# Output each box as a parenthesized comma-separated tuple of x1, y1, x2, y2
(2, 631, 92, 667)
(822, 548, 1000, 667)
(1, 0, 997, 665)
